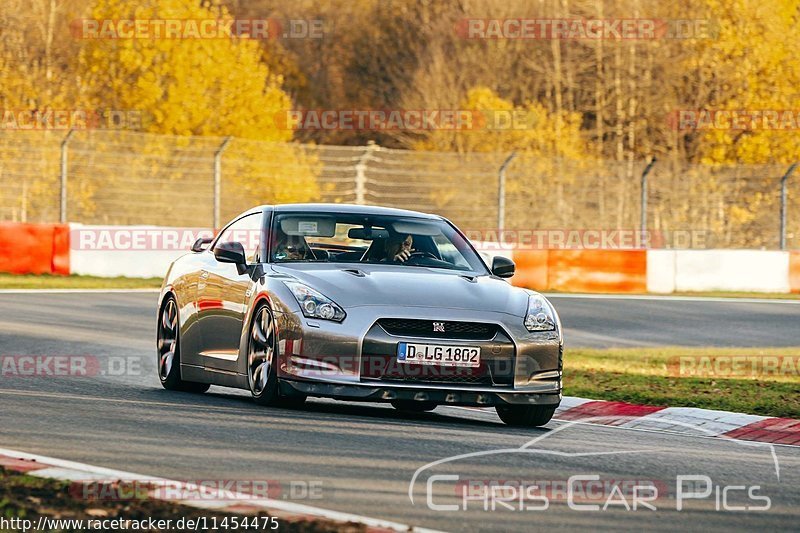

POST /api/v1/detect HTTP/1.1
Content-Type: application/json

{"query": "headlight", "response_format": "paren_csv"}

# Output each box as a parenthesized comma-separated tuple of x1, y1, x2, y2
(524, 293, 556, 331)
(284, 281, 346, 322)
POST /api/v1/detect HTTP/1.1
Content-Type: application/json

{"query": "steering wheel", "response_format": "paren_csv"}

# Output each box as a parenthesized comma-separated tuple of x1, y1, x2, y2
(407, 251, 438, 261)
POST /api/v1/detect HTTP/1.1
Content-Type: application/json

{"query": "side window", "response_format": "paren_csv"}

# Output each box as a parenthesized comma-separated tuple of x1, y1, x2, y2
(214, 213, 264, 263)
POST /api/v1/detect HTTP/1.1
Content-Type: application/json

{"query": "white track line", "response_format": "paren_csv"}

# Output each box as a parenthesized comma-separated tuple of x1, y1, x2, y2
(0, 289, 160, 294)
(544, 293, 800, 304)
(0, 289, 796, 302)
(0, 447, 442, 533)
(444, 406, 800, 449)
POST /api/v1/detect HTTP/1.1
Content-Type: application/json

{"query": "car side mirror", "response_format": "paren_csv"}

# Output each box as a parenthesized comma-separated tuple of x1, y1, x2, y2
(491, 256, 515, 278)
(214, 241, 246, 265)
(191, 237, 214, 252)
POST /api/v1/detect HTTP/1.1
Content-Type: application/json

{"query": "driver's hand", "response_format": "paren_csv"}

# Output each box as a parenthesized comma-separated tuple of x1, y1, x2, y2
(393, 248, 413, 262)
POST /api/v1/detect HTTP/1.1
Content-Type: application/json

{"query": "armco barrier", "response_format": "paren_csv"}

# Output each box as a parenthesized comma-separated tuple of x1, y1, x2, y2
(497, 248, 647, 293)
(1, 223, 799, 293)
(645, 249, 676, 293)
(507, 250, 548, 289)
(69, 224, 192, 278)
(672, 250, 790, 293)
(0, 223, 70, 275)
(52, 225, 71, 275)
(791, 252, 800, 293)
(545, 249, 647, 293)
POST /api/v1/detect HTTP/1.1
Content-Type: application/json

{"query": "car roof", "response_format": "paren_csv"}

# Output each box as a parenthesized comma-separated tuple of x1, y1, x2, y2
(261, 203, 442, 220)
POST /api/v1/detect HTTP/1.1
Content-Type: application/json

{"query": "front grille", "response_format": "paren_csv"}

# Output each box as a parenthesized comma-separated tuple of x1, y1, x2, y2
(378, 319, 498, 340)
(361, 319, 515, 387)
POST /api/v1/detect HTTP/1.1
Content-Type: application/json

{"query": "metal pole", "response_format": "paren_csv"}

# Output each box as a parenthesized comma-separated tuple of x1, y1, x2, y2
(498, 152, 516, 232)
(355, 141, 378, 205)
(780, 162, 798, 250)
(59, 128, 75, 224)
(213, 136, 232, 228)
(640, 156, 657, 237)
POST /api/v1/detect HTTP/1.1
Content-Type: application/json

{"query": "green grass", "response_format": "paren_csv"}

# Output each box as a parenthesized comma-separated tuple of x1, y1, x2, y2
(668, 291, 800, 299)
(564, 346, 800, 418)
(0, 467, 349, 531)
(0, 273, 161, 289)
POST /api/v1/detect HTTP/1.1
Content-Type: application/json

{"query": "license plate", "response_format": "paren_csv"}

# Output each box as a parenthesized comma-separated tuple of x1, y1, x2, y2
(397, 342, 481, 367)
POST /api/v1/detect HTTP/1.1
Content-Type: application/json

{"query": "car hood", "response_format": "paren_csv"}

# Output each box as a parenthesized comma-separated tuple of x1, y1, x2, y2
(270, 263, 529, 316)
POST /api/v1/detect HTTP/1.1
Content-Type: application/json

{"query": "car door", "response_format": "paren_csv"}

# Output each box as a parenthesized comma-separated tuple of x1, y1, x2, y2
(196, 212, 265, 372)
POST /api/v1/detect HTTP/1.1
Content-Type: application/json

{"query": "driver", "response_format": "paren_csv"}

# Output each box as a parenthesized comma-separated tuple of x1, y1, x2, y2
(384, 234, 413, 263)
(273, 231, 311, 261)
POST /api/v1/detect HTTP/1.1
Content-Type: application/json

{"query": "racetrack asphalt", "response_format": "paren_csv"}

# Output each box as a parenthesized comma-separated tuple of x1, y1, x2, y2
(0, 292, 798, 531)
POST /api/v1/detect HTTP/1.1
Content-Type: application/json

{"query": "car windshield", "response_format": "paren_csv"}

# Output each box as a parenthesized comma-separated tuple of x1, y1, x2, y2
(269, 212, 488, 273)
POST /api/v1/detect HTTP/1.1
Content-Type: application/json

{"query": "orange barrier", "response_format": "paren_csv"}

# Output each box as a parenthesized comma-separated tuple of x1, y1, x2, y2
(547, 250, 647, 293)
(0, 223, 70, 275)
(790, 252, 800, 293)
(510, 250, 548, 290)
(512, 249, 648, 293)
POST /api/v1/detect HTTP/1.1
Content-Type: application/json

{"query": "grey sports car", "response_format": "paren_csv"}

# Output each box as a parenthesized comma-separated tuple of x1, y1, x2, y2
(157, 204, 563, 426)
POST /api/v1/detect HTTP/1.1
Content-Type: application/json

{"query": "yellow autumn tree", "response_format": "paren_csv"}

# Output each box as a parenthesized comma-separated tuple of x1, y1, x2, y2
(68, 0, 319, 225)
(411, 87, 591, 229)
(0, 0, 79, 223)
(671, 0, 800, 246)
(415, 86, 586, 158)
(690, 0, 800, 165)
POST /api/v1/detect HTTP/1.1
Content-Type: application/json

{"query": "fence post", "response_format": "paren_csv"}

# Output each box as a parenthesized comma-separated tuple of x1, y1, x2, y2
(59, 129, 75, 224)
(355, 141, 378, 205)
(213, 136, 232, 228)
(21, 180, 28, 223)
(497, 152, 516, 232)
(780, 162, 798, 250)
(640, 156, 657, 238)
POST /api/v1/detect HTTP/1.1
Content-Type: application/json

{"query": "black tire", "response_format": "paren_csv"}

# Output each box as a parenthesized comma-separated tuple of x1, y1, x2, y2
(157, 296, 210, 393)
(391, 400, 437, 413)
(496, 405, 556, 427)
(247, 304, 306, 407)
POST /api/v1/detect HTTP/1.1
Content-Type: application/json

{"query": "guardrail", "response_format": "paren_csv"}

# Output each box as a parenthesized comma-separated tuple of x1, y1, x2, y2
(2, 223, 799, 294)
(0, 223, 70, 275)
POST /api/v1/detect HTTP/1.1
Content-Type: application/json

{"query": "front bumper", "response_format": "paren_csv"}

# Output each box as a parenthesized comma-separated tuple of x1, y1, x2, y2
(274, 305, 562, 405)
(280, 379, 561, 407)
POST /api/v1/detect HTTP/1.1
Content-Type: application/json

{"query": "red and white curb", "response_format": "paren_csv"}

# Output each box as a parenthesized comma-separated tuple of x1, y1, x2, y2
(552, 397, 800, 446)
(0, 447, 441, 533)
(458, 397, 799, 446)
